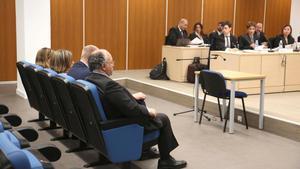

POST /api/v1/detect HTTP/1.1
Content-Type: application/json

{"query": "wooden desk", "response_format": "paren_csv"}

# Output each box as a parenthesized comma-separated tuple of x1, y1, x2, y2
(210, 50, 300, 94)
(162, 45, 209, 82)
(194, 70, 266, 134)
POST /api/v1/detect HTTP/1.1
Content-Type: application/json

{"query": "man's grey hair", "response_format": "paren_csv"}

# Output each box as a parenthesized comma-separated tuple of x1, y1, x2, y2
(88, 51, 106, 72)
(81, 45, 98, 60)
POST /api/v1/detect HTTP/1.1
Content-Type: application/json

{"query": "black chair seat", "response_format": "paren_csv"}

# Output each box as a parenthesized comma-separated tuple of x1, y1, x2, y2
(225, 89, 248, 98)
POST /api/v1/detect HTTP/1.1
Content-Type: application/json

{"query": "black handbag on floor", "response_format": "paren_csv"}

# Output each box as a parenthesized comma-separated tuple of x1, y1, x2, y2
(149, 57, 169, 80)
(187, 57, 208, 83)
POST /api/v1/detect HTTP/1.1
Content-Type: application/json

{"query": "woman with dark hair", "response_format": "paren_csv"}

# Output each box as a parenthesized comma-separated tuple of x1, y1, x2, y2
(189, 22, 209, 44)
(239, 21, 259, 50)
(273, 24, 295, 48)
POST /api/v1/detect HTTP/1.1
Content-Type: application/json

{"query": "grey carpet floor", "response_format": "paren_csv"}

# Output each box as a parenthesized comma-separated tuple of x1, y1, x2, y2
(1, 84, 300, 169)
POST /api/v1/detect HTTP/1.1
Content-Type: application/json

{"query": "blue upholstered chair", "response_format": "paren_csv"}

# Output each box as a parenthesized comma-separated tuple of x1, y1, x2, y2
(199, 70, 248, 132)
(0, 131, 60, 169)
(69, 80, 160, 167)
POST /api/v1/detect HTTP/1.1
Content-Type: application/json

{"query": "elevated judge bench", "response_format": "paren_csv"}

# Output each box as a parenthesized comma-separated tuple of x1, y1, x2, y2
(162, 45, 300, 94)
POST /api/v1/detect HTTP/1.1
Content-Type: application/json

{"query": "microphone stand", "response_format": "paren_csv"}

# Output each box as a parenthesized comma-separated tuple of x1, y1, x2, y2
(173, 49, 225, 120)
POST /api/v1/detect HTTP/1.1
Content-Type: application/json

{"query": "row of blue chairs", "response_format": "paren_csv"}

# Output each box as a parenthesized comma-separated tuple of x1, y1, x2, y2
(0, 105, 61, 169)
(17, 61, 160, 168)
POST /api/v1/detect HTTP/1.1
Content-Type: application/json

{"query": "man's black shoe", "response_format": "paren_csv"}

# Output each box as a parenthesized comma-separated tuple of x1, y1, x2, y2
(140, 147, 160, 160)
(157, 156, 187, 169)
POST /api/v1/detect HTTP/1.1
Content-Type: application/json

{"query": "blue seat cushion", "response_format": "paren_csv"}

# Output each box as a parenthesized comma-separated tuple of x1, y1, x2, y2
(23, 150, 43, 169)
(143, 130, 160, 143)
(0, 131, 21, 148)
(226, 89, 248, 98)
(7, 150, 32, 169)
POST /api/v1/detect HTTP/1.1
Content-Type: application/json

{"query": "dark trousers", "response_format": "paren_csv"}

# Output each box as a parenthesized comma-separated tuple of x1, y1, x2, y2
(137, 99, 179, 158)
(146, 113, 179, 159)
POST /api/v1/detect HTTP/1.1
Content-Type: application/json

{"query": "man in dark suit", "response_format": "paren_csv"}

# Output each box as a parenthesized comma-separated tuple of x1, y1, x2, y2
(210, 21, 237, 51)
(255, 22, 268, 45)
(298, 35, 300, 42)
(239, 21, 260, 50)
(86, 50, 187, 169)
(67, 45, 98, 80)
(165, 18, 189, 46)
(209, 21, 224, 45)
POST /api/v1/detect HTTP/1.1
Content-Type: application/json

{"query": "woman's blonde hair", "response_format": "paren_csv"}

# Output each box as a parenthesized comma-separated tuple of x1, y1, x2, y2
(35, 48, 52, 68)
(48, 49, 73, 73)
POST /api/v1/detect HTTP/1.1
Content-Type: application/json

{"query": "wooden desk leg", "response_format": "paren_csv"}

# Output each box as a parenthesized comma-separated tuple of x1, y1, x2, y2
(194, 73, 199, 122)
(229, 81, 236, 134)
(259, 79, 265, 129)
(222, 99, 226, 119)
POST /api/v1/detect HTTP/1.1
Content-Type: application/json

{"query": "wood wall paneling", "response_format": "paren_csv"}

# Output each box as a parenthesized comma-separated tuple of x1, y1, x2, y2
(51, 0, 83, 61)
(167, 0, 202, 34)
(128, 0, 166, 69)
(265, 0, 292, 37)
(85, 0, 127, 70)
(235, 0, 265, 36)
(202, 0, 235, 34)
(0, 0, 17, 81)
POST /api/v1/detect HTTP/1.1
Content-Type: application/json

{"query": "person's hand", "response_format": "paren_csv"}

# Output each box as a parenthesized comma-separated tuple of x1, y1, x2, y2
(147, 108, 157, 119)
(133, 92, 146, 100)
(250, 43, 255, 49)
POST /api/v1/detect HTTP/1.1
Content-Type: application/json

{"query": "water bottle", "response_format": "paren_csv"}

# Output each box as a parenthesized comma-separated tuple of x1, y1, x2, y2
(255, 40, 259, 47)
(279, 40, 283, 49)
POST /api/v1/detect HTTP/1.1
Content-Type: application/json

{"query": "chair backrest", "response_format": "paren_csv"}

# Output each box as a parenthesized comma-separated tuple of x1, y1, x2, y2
(37, 69, 68, 129)
(16, 61, 40, 111)
(69, 80, 107, 155)
(24, 65, 54, 120)
(200, 70, 227, 98)
(50, 74, 86, 141)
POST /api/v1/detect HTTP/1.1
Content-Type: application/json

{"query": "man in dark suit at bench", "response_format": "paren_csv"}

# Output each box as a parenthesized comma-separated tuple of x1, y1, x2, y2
(86, 49, 187, 169)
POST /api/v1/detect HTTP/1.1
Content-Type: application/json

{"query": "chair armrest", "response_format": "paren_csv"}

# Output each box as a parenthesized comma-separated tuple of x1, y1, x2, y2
(100, 118, 144, 130)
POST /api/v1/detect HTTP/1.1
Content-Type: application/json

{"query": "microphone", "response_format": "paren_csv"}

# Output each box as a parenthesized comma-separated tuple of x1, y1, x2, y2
(211, 54, 226, 61)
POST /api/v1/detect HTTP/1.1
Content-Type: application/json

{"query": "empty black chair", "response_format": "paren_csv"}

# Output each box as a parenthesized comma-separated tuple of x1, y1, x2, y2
(199, 70, 248, 132)
(16, 61, 46, 122)
(69, 80, 159, 167)
(50, 73, 90, 152)
(37, 69, 69, 137)
(24, 65, 59, 130)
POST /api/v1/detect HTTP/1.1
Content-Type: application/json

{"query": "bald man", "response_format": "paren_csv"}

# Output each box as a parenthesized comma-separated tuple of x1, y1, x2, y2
(86, 49, 187, 169)
(165, 18, 189, 46)
(67, 45, 98, 80)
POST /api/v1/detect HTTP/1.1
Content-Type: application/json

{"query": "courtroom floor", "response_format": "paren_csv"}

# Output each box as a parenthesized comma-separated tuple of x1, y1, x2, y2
(111, 69, 300, 125)
(1, 83, 300, 169)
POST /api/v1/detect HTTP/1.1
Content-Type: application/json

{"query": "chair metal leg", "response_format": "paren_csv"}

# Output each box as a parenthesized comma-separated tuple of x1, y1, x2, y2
(223, 102, 230, 133)
(199, 93, 207, 124)
(217, 98, 223, 121)
(51, 129, 70, 141)
(28, 113, 49, 122)
(241, 98, 248, 129)
(65, 141, 93, 153)
(38, 120, 61, 131)
(83, 153, 111, 168)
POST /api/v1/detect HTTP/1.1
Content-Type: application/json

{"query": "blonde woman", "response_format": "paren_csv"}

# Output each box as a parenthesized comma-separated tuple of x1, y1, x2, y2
(48, 49, 73, 73)
(35, 47, 52, 68)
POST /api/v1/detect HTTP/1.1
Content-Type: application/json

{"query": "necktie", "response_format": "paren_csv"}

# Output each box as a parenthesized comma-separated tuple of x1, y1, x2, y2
(226, 36, 230, 48)
(181, 31, 184, 38)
